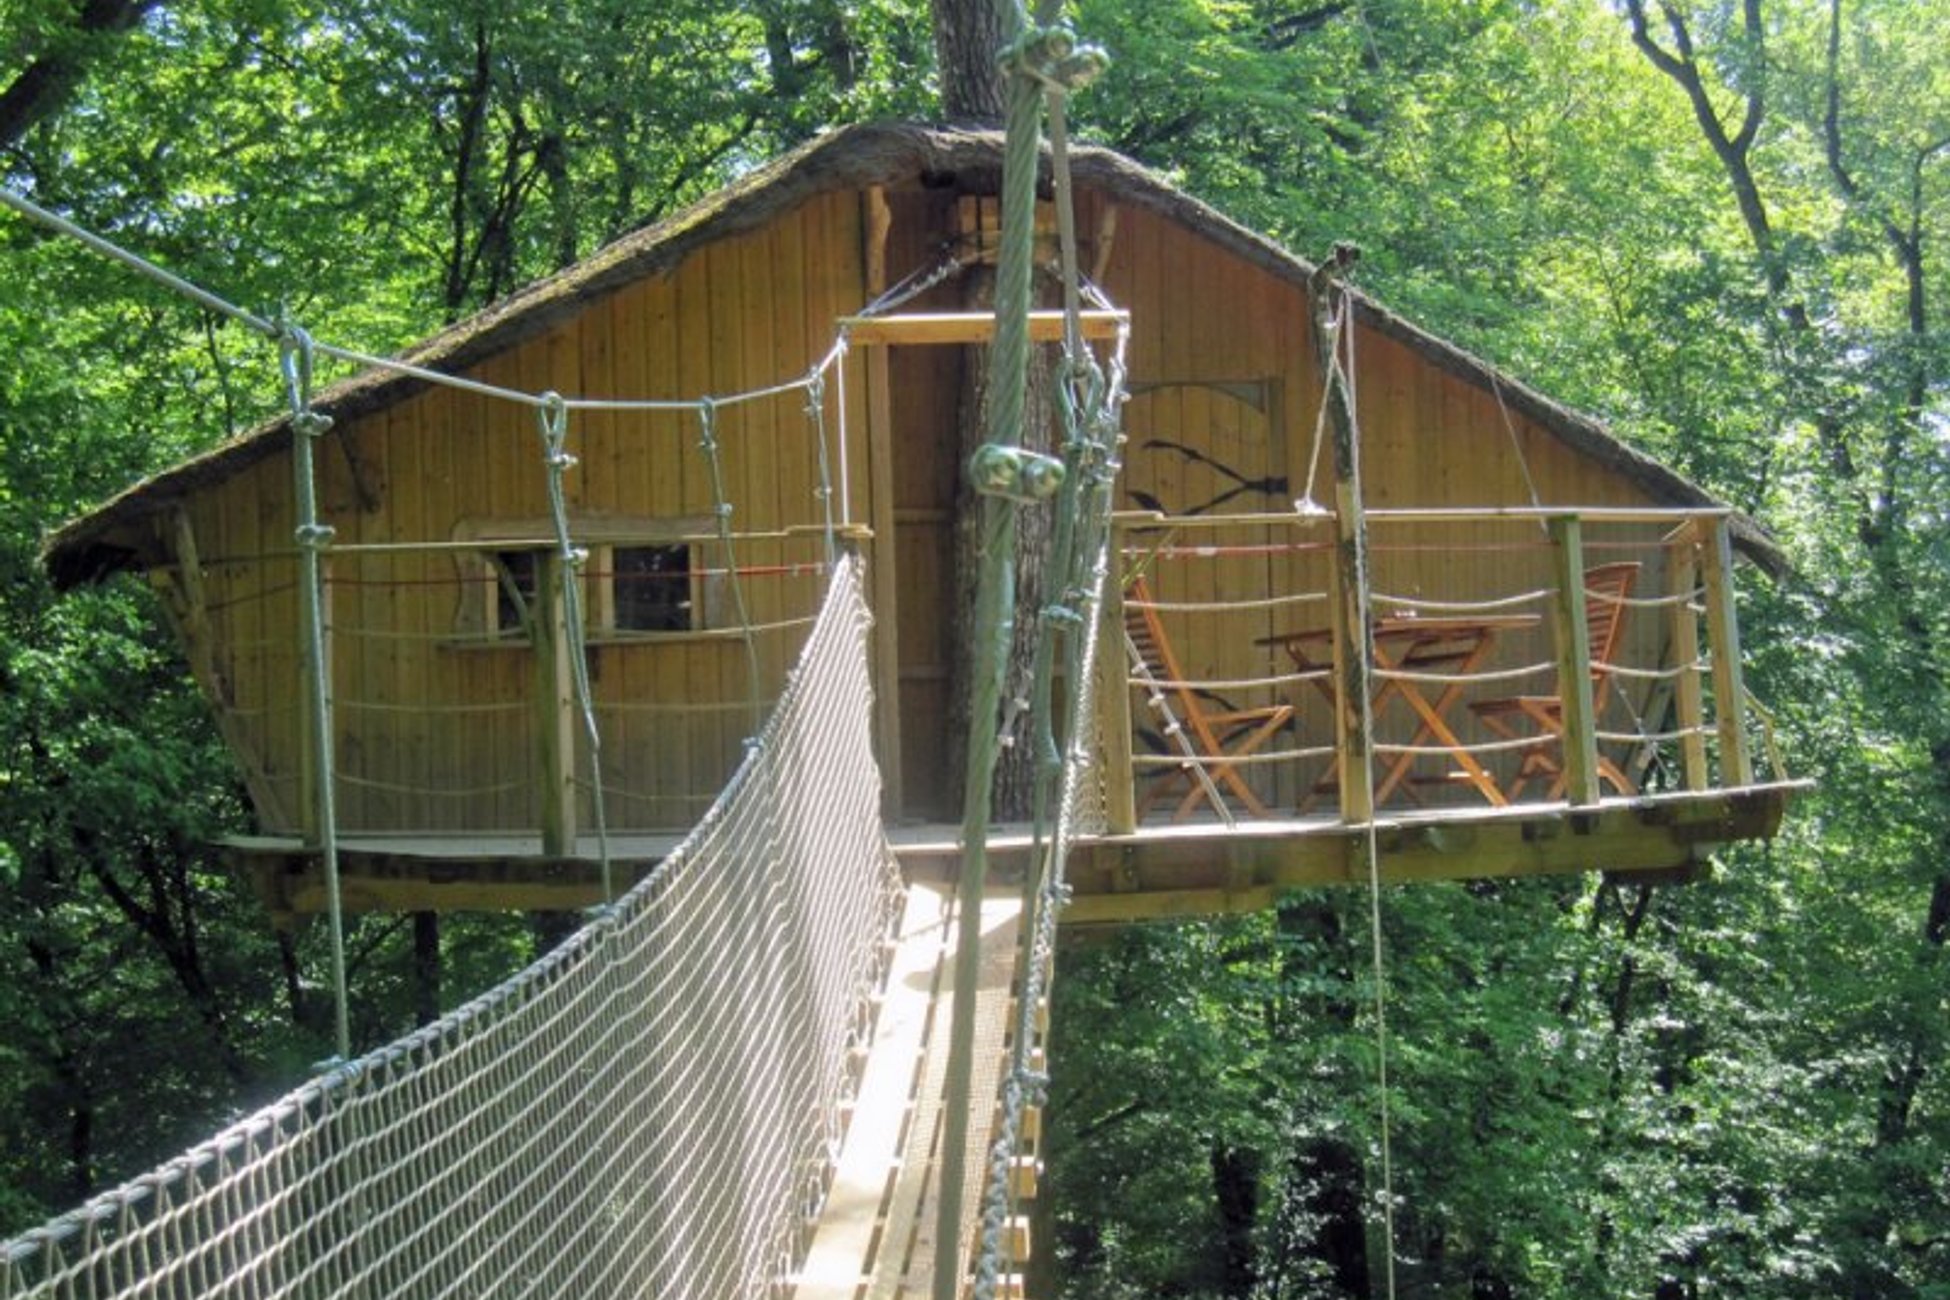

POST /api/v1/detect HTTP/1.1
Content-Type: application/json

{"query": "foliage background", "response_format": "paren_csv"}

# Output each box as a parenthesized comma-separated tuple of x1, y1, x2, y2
(0, 1, 1944, 1296)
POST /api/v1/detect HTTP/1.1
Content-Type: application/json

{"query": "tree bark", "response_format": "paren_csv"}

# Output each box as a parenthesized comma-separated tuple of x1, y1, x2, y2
(946, 274, 1058, 819)
(931, 0, 1010, 123)
(0, 0, 162, 151)
(412, 911, 442, 1027)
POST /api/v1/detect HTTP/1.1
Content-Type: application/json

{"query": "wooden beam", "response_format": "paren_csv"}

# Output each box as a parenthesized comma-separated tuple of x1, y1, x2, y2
(862, 336, 904, 815)
(838, 310, 1127, 346)
(152, 509, 295, 829)
(865, 185, 892, 298)
(1548, 515, 1600, 806)
(1310, 257, 1375, 829)
(222, 836, 674, 919)
(534, 550, 577, 855)
(1097, 577, 1137, 834)
(1700, 517, 1754, 787)
(1053, 785, 1801, 926)
(1090, 204, 1119, 286)
(1669, 524, 1709, 791)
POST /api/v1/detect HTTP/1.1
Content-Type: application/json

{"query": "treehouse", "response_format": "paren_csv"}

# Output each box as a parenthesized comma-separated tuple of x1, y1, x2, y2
(40, 123, 1800, 925)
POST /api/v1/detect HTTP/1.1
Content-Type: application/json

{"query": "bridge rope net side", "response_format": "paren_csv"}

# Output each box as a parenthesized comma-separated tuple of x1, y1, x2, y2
(1, 553, 903, 1300)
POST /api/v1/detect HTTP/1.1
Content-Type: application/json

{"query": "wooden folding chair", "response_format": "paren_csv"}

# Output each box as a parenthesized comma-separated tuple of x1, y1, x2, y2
(1470, 561, 1641, 801)
(1124, 574, 1295, 821)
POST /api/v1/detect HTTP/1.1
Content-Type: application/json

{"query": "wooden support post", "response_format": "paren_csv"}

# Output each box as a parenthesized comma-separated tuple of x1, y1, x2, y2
(864, 347, 905, 815)
(1098, 570, 1137, 834)
(1548, 515, 1601, 806)
(534, 551, 578, 856)
(1699, 516, 1753, 788)
(1327, 556, 1371, 824)
(155, 509, 296, 829)
(861, 187, 905, 815)
(1668, 523, 1709, 792)
(1309, 251, 1374, 828)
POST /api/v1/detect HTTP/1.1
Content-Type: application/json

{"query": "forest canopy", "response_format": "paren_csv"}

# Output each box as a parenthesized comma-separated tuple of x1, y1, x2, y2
(0, 1, 1945, 1296)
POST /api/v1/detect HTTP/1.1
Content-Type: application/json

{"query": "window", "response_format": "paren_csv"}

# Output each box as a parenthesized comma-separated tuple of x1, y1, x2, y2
(611, 544, 693, 632)
(490, 549, 540, 636)
(454, 517, 712, 642)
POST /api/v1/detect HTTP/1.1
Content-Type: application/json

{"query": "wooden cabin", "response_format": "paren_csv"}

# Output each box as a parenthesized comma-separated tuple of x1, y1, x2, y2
(42, 123, 1799, 923)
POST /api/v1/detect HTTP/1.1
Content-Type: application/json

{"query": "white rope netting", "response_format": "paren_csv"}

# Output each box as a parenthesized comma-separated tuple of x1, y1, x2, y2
(2, 554, 902, 1300)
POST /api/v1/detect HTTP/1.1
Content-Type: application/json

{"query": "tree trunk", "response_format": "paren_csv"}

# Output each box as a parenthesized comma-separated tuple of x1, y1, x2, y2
(0, 0, 162, 150)
(931, 0, 1010, 123)
(931, 0, 1059, 821)
(946, 269, 1058, 820)
(1210, 1140, 1262, 1298)
(412, 911, 442, 1028)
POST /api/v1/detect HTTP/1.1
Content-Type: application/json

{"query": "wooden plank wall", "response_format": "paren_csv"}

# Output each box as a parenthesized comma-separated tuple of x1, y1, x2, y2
(178, 190, 866, 835)
(1094, 203, 1674, 809)
(171, 176, 1685, 837)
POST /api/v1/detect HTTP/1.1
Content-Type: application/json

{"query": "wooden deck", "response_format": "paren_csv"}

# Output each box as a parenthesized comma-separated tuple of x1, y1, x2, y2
(223, 781, 1801, 924)
(792, 879, 1026, 1300)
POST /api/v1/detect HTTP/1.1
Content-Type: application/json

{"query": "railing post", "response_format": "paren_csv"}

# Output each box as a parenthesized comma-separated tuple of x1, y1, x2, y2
(1098, 561, 1138, 835)
(1328, 552, 1373, 824)
(1547, 515, 1601, 806)
(535, 549, 578, 856)
(1699, 516, 1753, 788)
(1668, 523, 1710, 791)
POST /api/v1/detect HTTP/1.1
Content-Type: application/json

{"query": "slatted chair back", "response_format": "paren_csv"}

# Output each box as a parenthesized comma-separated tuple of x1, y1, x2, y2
(1582, 561, 1640, 711)
(1124, 574, 1223, 760)
(1469, 560, 1644, 801)
(1123, 574, 1293, 820)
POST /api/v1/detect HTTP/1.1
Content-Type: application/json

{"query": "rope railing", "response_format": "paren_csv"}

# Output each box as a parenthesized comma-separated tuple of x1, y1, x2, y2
(1132, 745, 1337, 767)
(1372, 660, 1554, 686)
(1127, 589, 1328, 614)
(1, 554, 902, 1300)
(1371, 588, 1550, 614)
(1598, 724, 1710, 745)
(1134, 667, 1327, 693)
(1106, 506, 1777, 821)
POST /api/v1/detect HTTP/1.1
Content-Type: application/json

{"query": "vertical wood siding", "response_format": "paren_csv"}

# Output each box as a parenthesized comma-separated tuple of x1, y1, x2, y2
(172, 182, 1675, 834)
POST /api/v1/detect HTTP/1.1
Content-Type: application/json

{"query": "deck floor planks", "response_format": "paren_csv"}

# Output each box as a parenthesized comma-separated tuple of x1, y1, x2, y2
(793, 881, 947, 1300)
(868, 885, 1021, 1300)
(787, 876, 1024, 1300)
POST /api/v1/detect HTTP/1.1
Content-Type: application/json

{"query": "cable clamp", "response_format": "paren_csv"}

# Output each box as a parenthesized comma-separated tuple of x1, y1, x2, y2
(970, 443, 1066, 503)
(1000, 23, 1109, 93)
(292, 410, 334, 439)
(295, 523, 337, 549)
(697, 397, 719, 452)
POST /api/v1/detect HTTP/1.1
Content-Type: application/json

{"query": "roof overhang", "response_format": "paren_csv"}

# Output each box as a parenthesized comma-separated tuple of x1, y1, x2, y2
(39, 120, 1784, 586)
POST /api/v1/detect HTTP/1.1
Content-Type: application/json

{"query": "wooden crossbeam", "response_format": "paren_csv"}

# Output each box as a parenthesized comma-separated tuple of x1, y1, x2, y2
(838, 310, 1127, 346)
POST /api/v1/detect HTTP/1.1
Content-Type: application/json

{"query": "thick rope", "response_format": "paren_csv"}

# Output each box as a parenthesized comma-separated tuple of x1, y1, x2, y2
(1342, 285, 1401, 1300)
(276, 321, 351, 1063)
(937, 8, 1111, 1296)
(696, 399, 766, 736)
(536, 394, 616, 903)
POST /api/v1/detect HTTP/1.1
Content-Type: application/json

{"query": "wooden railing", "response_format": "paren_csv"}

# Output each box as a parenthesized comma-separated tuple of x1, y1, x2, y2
(1100, 507, 1769, 832)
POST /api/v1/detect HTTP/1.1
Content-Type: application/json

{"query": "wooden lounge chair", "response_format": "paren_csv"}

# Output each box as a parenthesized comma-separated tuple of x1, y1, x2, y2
(1469, 561, 1641, 801)
(1124, 574, 1295, 821)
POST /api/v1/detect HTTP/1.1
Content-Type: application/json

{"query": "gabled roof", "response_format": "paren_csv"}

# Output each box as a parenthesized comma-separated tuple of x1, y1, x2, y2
(41, 120, 1781, 586)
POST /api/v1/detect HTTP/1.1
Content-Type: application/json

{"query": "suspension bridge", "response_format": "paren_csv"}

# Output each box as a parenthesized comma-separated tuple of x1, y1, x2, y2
(1, 546, 1098, 1299)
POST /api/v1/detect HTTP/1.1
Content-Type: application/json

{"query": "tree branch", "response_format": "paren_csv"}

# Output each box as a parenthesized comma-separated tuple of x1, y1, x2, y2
(0, 0, 164, 150)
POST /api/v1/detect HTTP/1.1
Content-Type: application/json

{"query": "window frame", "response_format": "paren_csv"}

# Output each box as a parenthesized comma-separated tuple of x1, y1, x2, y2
(450, 515, 716, 644)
